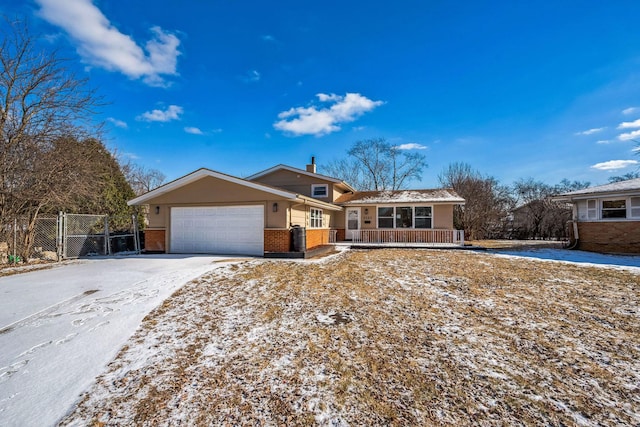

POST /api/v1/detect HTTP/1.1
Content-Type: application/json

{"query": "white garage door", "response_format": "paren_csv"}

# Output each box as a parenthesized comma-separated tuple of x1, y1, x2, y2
(170, 206, 264, 255)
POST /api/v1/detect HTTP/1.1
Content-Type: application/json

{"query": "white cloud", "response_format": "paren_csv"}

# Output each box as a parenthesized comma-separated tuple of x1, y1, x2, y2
(618, 119, 640, 129)
(618, 129, 640, 141)
(596, 140, 612, 144)
(623, 107, 639, 115)
(274, 93, 384, 136)
(591, 160, 639, 171)
(575, 127, 605, 136)
(107, 117, 127, 128)
(35, 0, 180, 87)
(184, 127, 203, 135)
(137, 105, 183, 122)
(395, 143, 427, 150)
(242, 70, 261, 83)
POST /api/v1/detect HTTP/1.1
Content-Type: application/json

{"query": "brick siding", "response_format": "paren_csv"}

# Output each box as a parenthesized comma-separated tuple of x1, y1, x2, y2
(264, 229, 291, 252)
(306, 229, 329, 250)
(144, 229, 166, 252)
(577, 221, 640, 254)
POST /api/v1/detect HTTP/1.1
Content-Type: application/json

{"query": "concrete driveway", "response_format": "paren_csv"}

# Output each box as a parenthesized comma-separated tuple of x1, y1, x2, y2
(0, 254, 245, 427)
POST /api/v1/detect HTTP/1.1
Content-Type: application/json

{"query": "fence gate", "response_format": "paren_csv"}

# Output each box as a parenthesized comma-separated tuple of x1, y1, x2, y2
(60, 213, 140, 259)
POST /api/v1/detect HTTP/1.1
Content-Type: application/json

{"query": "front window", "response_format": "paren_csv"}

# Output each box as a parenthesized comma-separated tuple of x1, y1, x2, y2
(414, 206, 432, 228)
(377, 206, 432, 228)
(378, 207, 394, 228)
(602, 200, 626, 219)
(310, 208, 323, 228)
(311, 184, 328, 198)
(396, 207, 413, 228)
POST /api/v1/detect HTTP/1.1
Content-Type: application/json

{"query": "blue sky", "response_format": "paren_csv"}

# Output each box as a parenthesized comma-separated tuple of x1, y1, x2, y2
(5, 0, 640, 188)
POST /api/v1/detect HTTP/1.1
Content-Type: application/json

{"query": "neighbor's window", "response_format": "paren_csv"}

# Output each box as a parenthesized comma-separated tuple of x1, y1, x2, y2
(310, 208, 323, 228)
(631, 197, 640, 218)
(414, 206, 433, 228)
(586, 199, 597, 220)
(311, 184, 328, 198)
(601, 199, 626, 219)
(378, 207, 394, 228)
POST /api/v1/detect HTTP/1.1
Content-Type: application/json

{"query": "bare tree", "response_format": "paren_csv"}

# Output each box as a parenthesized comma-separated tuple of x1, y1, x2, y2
(608, 172, 640, 183)
(511, 178, 590, 240)
(121, 162, 166, 196)
(0, 17, 102, 259)
(438, 162, 514, 240)
(322, 138, 427, 190)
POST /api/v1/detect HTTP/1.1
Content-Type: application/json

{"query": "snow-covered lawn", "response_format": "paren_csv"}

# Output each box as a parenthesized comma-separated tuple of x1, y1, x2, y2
(58, 248, 640, 426)
(0, 255, 245, 427)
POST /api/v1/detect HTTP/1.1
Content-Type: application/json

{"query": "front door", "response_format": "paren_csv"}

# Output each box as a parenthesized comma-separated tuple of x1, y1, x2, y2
(345, 207, 360, 240)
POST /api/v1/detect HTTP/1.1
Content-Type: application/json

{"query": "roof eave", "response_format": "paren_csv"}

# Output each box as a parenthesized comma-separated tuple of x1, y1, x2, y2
(295, 195, 343, 211)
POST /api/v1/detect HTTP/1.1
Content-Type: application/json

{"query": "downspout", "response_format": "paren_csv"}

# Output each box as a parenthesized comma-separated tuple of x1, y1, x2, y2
(290, 199, 308, 227)
(565, 203, 579, 250)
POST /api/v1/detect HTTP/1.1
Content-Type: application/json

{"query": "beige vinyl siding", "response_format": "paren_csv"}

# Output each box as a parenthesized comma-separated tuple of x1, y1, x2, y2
(433, 204, 454, 229)
(290, 205, 307, 227)
(251, 169, 335, 198)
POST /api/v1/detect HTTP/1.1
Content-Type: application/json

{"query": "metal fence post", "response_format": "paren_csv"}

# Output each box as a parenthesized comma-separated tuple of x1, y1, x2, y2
(105, 216, 111, 256)
(13, 218, 17, 264)
(132, 214, 141, 254)
(57, 212, 64, 261)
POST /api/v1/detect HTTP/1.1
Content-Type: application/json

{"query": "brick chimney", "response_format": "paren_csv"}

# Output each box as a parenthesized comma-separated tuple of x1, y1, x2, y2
(306, 156, 316, 173)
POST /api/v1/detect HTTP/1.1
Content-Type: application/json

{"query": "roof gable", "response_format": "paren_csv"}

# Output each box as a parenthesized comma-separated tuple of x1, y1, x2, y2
(128, 168, 298, 206)
(247, 164, 356, 192)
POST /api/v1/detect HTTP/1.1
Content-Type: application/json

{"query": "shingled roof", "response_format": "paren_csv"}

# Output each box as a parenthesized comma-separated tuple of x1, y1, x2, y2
(335, 189, 465, 205)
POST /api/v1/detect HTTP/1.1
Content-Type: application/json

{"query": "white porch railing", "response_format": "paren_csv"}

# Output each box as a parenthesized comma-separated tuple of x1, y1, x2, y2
(328, 229, 337, 243)
(349, 229, 465, 246)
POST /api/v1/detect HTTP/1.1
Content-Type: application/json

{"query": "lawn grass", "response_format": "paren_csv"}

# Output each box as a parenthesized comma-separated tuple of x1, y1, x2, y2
(61, 249, 640, 426)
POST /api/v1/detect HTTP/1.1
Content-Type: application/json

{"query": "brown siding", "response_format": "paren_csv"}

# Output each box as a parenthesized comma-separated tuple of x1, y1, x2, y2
(147, 205, 168, 229)
(306, 229, 330, 249)
(252, 169, 338, 201)
(145, 176, 289, 205)
(577, 221, 640, 254)
(144, 229, 166, 252)
(361, 206, 376, 229)
(264, 229, 290, 252)
(434, 204, 454, 229)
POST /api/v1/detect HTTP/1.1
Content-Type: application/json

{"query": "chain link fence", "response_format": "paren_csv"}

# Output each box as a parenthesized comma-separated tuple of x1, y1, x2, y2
(63, 214, 108, 258)
(0, 217, 58, 264)
(0, 213, 140, 264)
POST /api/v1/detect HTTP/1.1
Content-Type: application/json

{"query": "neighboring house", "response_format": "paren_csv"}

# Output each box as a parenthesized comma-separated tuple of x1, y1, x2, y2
(553, 178, 640, 254)
(128, 159, 465, 256)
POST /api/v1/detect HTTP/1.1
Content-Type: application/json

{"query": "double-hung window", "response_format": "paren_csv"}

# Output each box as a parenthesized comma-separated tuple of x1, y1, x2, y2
(631, 197, 640, 218)
(310, 208, 323, 228)
(377, 207, 394, 228)
(601, 200, 626, 219)
(586, 199, 597, 220)
(414, 207, 432, 228)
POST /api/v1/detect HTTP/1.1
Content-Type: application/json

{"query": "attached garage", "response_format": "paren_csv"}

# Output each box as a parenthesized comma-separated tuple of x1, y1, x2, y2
(170, 206, 264, 255)
(128, 168, 342, 256)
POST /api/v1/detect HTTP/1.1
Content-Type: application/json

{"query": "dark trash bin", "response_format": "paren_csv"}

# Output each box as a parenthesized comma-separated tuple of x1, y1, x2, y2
(291, 226, 306, 252)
